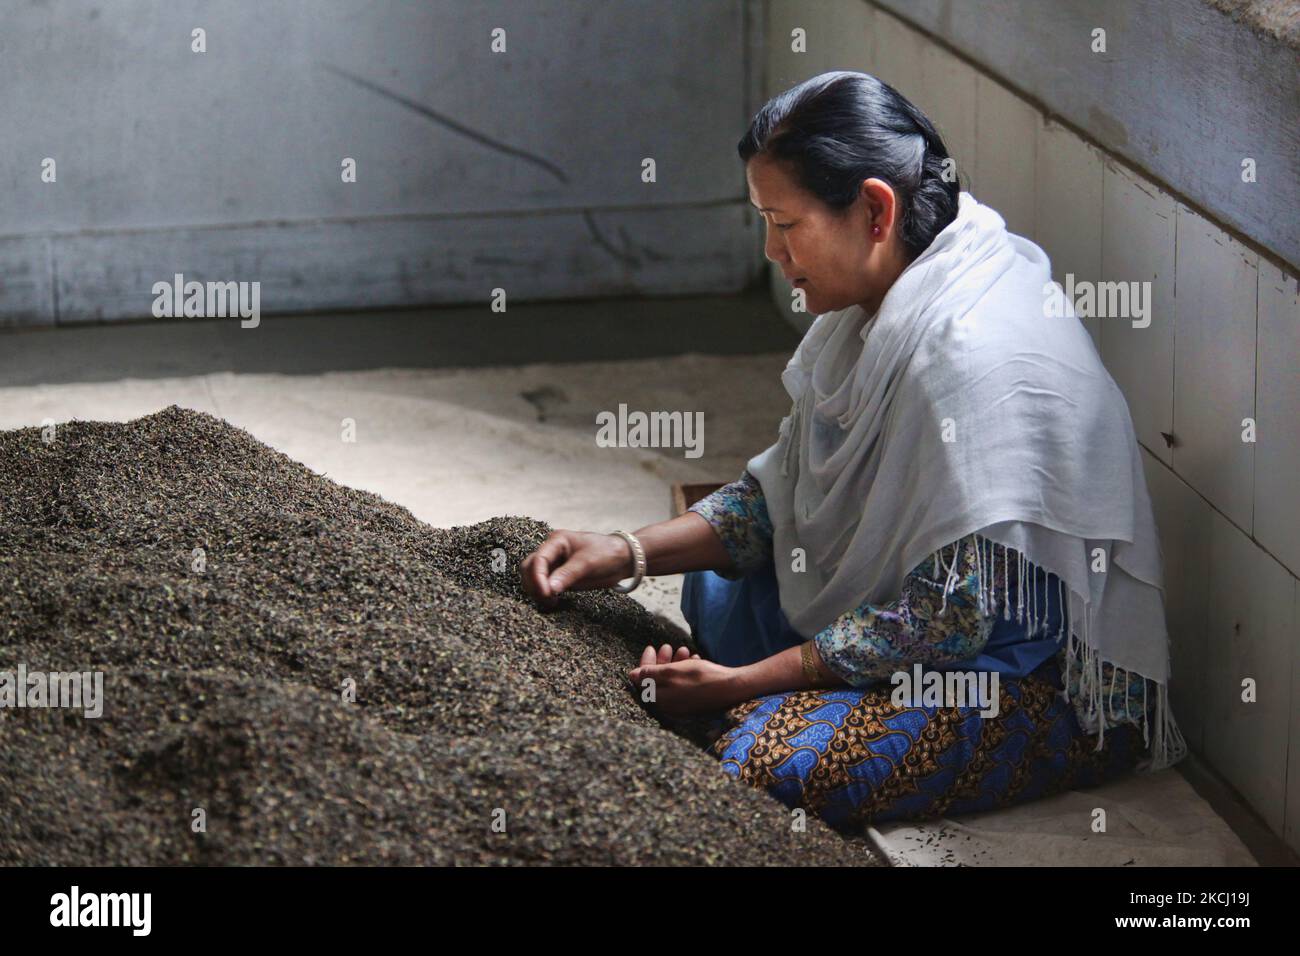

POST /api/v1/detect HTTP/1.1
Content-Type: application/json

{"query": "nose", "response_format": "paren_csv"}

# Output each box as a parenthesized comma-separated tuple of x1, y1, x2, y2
(762, 221, 789, 266)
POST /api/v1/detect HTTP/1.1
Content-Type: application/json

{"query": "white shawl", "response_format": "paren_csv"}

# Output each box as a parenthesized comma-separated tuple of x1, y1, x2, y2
(747, 192, 1187, 772)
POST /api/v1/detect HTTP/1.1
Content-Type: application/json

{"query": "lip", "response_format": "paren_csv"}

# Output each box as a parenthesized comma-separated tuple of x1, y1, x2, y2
(786, 275, 807, 284)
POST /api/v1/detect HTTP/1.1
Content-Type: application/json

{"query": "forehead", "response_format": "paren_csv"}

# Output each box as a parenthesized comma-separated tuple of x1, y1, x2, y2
(746, 157, 802, 210)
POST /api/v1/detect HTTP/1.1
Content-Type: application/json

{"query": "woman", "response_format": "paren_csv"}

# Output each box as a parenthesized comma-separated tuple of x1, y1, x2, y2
(520, 72, 1187, 822)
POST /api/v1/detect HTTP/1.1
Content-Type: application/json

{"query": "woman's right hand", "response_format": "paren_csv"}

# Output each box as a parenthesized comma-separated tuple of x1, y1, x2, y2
(519, 530, 637, 609)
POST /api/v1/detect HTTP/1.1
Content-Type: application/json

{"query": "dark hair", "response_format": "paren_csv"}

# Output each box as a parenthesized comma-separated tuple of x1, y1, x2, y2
(738, 71, 960, 260)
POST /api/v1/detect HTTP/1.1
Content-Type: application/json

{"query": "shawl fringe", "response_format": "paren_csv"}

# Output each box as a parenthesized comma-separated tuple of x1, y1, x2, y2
(929, 532, 1188, 773)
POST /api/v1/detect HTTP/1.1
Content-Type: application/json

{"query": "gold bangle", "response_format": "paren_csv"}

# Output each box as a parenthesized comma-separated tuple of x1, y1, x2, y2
(800, 642, 821, 684)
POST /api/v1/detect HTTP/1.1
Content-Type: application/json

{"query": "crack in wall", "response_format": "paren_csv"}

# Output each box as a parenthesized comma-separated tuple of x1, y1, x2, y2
(319, 63, 569, 185)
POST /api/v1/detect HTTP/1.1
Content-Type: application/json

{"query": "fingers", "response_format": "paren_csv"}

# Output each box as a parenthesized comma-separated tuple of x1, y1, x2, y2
(520, 533, 572, 604)
(519, 553, 546, 598)
(530, 559, 552, 603)
(548, 555, 590, 596)
(629, 647, 697, 684)
(535, 535, 573, 599)
(628, 662, 660, 685)
(638, 645, 695, 668)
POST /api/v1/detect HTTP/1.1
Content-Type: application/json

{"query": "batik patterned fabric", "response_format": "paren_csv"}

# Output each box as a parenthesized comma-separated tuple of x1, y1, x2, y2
(812, 535, 994, 684)
(711, 663, 1147, 830)
(687, 470, 774, 580)
(687, 469, 1156, 735)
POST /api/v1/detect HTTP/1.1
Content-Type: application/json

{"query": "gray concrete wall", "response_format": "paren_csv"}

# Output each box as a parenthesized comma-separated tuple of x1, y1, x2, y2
(0, 0, 765, 325)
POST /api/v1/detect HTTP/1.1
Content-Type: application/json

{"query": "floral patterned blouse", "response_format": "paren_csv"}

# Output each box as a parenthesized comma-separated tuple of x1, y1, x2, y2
(688, 469, 1154, 736)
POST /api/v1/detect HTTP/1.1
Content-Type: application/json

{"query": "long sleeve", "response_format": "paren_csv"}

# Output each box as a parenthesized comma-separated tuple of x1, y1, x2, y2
(686, 469, 773, 580)
(813, 534, 996, 687)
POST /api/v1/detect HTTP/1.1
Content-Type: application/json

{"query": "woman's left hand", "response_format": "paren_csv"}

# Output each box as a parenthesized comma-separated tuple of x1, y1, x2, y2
(627, 644, 744, 717)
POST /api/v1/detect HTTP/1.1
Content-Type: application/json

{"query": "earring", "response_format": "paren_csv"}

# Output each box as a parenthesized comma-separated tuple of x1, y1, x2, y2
(871, 224, 882, 237)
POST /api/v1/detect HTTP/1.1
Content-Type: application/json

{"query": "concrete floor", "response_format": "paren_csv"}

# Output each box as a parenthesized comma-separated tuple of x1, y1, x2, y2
(0, 290, 1286, 866)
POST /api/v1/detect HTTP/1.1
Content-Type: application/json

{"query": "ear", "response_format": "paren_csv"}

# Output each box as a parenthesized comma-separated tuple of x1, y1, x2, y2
(859, 178, 900, 235)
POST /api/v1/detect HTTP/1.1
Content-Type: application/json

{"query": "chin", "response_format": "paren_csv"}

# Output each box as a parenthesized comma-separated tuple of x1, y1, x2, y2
(801, 291, 843, 315)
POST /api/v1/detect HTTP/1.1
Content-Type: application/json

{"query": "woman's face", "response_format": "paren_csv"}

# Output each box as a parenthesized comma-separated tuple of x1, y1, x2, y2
(746, 154, 907, 317)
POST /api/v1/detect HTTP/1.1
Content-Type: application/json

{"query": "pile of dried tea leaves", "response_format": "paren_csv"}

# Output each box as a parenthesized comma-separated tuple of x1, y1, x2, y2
(0, 407, 872, 866)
